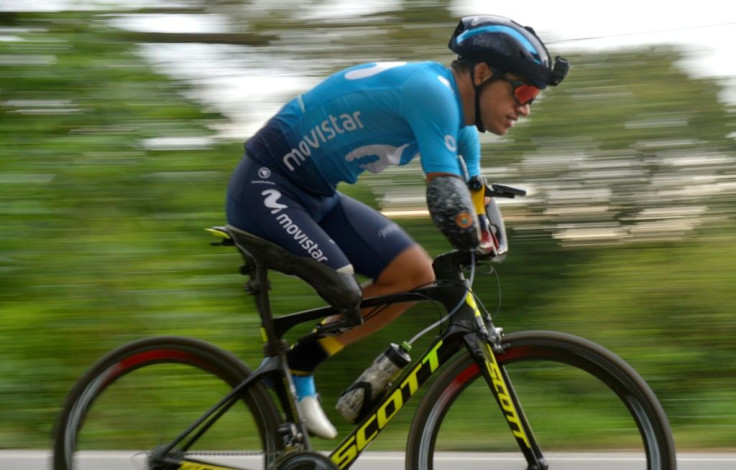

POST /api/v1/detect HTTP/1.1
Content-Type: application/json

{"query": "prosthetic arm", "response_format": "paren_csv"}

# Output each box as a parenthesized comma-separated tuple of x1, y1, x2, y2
(427, 174, 510, 260)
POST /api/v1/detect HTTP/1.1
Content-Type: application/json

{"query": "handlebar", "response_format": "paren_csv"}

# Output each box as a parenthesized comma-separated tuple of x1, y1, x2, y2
(467, 177, 526, 199)
(486, 183, 526, 199)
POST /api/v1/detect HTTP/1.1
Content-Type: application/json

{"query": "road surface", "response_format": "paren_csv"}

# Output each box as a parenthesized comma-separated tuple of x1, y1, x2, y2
(7, 450, 735, 469)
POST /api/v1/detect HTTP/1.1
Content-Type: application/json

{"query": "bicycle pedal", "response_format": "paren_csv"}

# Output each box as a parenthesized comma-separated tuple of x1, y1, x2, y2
(276, 422, 305, 447)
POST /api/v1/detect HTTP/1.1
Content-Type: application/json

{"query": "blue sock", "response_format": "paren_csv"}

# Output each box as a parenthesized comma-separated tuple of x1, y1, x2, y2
(292, 375, 316, 400)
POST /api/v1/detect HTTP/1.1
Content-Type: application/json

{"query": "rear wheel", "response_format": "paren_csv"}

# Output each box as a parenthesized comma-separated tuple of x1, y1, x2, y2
(407, 330, 676, 470)
(53, 336, 283, 470)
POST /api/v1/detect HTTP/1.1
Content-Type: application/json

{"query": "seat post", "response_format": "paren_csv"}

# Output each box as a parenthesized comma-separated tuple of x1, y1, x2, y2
(249, 262, 289, 357)
(223, 225, 362, 348)
(209, 225, 292, 356)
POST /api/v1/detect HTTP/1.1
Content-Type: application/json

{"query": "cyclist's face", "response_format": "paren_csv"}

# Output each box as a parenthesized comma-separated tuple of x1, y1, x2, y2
(474, 66, 532, 135)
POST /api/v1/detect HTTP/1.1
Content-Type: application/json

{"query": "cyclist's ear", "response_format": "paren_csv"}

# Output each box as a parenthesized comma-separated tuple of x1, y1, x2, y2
(473, 62, 494, 85)
(426, 174, 480, 251)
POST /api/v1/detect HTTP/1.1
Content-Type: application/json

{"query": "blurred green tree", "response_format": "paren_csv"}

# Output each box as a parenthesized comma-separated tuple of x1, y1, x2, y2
(0, 4, 734, 450)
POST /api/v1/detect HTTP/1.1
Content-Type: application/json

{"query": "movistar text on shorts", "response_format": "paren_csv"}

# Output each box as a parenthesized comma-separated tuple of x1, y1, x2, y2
(276, 214, 328, 262)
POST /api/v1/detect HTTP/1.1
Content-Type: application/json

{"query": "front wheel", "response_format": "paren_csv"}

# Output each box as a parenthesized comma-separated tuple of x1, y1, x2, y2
(407, 330, 676, 470)
(53, 336, 283, 470)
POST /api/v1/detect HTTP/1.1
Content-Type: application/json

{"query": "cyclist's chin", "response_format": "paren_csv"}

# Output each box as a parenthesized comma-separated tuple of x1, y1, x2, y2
(486, 123, 509, 136)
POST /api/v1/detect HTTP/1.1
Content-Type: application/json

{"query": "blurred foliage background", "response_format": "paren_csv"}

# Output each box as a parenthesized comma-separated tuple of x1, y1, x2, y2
(1, 0, 735, 452)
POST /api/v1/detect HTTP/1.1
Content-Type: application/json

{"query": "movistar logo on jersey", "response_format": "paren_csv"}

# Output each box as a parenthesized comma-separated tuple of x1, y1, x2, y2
(282, 111, 365, 171)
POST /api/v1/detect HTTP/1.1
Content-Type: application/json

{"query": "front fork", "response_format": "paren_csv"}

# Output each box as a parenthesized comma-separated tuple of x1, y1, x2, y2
(464, 332, 549, 470)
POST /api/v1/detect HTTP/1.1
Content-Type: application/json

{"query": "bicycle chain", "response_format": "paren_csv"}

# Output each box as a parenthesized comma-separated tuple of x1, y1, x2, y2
(184, 450, 278, 458)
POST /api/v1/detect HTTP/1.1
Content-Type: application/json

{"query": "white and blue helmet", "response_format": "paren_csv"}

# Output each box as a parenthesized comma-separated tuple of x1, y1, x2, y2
(449, 15, 568, 89)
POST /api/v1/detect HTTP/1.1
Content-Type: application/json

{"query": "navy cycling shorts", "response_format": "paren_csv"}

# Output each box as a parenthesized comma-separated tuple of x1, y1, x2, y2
(226, 155, 416, 281)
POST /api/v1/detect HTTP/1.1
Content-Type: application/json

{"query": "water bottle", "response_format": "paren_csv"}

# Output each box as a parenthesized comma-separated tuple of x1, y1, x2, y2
(335, 342, 411, 423)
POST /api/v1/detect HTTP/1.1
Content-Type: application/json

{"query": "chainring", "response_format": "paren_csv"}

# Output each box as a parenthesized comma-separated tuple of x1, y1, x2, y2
(270, 451, 338, 470)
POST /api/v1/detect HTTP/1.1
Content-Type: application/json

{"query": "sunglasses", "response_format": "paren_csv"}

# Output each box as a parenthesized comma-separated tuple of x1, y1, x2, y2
(500, 76, 540, 106)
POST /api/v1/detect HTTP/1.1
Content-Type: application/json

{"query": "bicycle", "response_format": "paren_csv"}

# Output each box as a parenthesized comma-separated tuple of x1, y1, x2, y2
(53, 184, 677, 470)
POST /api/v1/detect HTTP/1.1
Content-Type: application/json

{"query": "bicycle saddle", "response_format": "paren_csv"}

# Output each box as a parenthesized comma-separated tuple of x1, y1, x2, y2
(208, 225, 362, 312)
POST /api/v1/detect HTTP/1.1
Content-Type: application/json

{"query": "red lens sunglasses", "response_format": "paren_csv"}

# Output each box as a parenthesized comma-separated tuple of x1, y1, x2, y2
(501, 76, 540, 106)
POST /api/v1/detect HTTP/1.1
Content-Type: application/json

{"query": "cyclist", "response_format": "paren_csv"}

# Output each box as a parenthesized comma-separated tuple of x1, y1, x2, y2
(226, 15, 568, 439)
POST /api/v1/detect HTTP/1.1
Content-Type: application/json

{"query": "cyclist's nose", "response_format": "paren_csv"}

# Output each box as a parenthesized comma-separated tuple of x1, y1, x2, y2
(518, 103, 531, 117)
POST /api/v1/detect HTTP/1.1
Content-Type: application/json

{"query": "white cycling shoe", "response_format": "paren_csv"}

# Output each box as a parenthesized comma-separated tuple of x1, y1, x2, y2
(297, 395, 338, 439)
(293, 375, 337, 439)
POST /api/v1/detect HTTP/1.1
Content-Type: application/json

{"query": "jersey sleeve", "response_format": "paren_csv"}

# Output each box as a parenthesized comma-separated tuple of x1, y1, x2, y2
(457, 125, 481, 178)
(399, 72, 469, 178)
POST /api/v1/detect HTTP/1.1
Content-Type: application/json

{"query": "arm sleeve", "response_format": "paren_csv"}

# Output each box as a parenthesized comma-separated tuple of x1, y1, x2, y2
(426, 175, 480, 251)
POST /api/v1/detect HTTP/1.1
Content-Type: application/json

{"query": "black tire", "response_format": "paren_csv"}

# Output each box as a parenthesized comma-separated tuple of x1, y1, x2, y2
(407, 331, 676, 470)
(53, 336, 283, 470)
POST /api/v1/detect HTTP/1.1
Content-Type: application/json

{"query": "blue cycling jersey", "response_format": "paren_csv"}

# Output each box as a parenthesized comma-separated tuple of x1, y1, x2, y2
(245, 61, 480, 195)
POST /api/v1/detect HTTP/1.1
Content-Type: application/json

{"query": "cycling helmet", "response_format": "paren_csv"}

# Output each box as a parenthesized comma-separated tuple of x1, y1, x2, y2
(449, 15, 568, 89)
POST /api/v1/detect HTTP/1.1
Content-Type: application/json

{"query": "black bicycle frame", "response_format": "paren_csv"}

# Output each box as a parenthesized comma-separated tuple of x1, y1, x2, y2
(328, 271, 546, 469)
(161, 239, 548, 470)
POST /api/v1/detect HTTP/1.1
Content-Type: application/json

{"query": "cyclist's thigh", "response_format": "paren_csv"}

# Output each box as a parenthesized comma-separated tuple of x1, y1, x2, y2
(319, 192, 417, 280)
(226, 158, 352, 271)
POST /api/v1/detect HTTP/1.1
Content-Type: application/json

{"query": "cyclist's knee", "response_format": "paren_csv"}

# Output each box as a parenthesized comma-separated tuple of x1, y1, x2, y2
(407, 251, 436, 287)
(377, 245, 435, 291)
